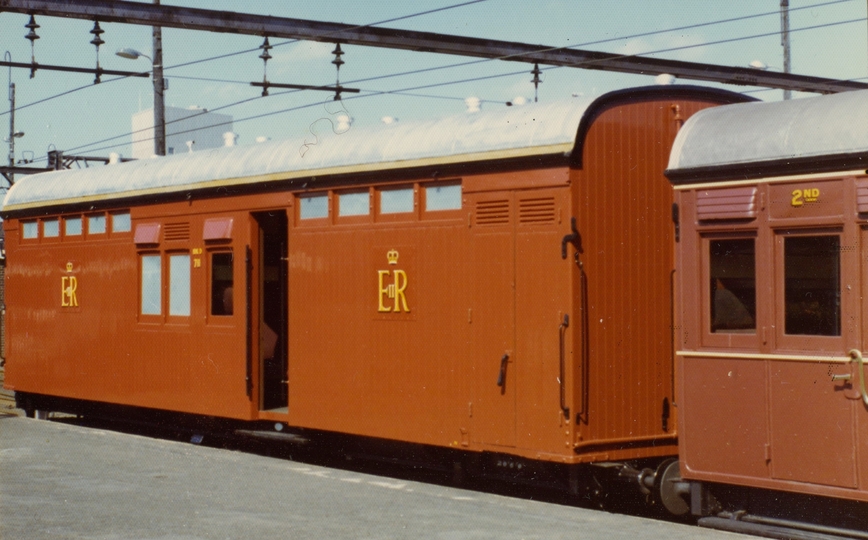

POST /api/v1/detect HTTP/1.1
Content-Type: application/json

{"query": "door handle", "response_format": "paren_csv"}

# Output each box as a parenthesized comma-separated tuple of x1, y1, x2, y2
(496, 353, 509, 387)
(848, 349, 868, 407)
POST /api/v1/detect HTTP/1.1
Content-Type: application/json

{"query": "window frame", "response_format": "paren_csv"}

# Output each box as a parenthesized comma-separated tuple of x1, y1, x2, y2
(208, 249, 235, 322)
(167, 251, 192, 319)
(700, 232, 760, 349)
(421, 181, 463, 219)
(774, 228, 846, 351)
(139, 252, 163, 319)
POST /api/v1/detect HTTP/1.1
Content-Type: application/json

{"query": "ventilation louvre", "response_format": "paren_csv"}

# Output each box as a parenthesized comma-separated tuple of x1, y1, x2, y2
(475, 200, 510, 226)
(519, 197, 556, 224)
(697, 187, 757, 221)
(857, 182, 868, 213)
(164, 222, 191, 241)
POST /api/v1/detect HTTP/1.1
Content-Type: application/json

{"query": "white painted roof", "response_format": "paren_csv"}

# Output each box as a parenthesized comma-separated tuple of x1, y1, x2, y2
(3, 98, 592, 212)
(668, 88, 868, 172)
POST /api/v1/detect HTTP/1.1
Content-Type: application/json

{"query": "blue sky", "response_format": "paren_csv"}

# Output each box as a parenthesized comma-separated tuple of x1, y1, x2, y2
(1, 0, 866, 165)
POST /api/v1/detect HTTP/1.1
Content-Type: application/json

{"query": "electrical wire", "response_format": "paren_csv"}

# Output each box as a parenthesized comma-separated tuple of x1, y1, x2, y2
(67, 11, 867, 156)
(6, 0, 863, 159)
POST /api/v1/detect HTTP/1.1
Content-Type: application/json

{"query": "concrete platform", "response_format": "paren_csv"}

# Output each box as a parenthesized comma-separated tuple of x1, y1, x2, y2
(0, 415, 752, 539)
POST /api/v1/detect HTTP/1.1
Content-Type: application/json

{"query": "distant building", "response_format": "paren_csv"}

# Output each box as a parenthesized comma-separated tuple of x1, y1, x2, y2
(131, 106, 234, 159)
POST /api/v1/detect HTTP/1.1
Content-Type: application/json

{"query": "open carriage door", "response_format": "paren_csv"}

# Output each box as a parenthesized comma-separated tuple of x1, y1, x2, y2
(250, 211, 289, 412)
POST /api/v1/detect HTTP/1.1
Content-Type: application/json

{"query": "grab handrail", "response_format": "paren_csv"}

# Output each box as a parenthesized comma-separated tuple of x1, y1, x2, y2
(848, 349, 868, 407)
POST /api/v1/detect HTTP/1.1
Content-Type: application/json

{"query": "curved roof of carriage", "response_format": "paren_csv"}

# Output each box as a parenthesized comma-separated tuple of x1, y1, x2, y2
(667, 88, 868, 183)
(3, 85, 747, 213)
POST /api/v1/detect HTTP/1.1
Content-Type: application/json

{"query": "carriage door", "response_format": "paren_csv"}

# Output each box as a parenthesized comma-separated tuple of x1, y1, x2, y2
(251, 211, 288, 412)
(768, 226, 859, 490)
(470, 193, 516, 448)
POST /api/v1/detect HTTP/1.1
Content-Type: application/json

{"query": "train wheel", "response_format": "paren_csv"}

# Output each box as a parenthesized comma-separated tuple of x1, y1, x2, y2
(653, 459, 690, 516)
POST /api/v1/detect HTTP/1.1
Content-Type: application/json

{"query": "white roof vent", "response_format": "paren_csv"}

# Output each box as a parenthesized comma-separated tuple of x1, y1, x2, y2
(465, 96, 481, 113)
(655, 73, 677, 85)
(336, 114, 352, 132)
(223, 132, 238, 147)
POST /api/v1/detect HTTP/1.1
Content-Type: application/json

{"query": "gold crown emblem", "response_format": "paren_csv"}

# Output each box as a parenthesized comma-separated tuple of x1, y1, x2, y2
(387, 249, 399, 265)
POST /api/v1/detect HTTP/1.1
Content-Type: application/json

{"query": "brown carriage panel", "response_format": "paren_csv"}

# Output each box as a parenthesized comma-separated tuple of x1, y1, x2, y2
(769, 180, 844, 220)
(678, 355, 771, 479)
(573, 99, 698, 451)
(768, 360, 857, 488)
(514, 188, 574, 454)
(287, 221, 470, 446)
(469, 192, 517, 448)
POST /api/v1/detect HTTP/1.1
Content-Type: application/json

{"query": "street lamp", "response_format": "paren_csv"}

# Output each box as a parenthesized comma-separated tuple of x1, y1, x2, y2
(116, 46, 166, 156)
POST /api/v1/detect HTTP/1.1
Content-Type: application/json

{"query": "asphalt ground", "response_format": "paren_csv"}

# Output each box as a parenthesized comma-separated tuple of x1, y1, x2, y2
(0, 414, 758, 540)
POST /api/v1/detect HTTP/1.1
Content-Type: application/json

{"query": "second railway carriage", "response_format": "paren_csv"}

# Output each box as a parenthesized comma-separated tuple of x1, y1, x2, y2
(667, 89, 868, 534)
(3, 85, 749, 496)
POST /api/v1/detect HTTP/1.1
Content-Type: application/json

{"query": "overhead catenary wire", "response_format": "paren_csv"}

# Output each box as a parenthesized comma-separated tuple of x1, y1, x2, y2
(61, 8, 867, 157)
(0, 0, 856, 120)
(4, 0, 863, 160)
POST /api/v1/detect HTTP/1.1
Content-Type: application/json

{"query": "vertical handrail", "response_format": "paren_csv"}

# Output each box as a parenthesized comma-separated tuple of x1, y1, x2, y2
(848, 349, 868, 407)
(559, 314, 570, 421)
(245, 245, 253, 398)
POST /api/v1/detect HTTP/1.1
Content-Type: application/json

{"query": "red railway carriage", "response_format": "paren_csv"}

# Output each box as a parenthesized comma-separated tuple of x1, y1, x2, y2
(3, 86, 747, 489)
(667, 89, 868, 533)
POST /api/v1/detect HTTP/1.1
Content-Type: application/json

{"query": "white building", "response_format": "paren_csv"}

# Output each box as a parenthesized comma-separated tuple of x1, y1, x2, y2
(132, 106, 234, 159)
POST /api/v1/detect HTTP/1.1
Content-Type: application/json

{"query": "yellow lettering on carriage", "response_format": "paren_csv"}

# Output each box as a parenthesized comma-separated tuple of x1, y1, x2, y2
(791, 187, 821, 207)
(377, 251, 410, 313)
(61, 276, 78, 307)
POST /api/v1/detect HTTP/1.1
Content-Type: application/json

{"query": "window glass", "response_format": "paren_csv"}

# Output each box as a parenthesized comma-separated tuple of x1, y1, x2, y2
(339, 191, 370, 216)
(65, 216, 82, 236)
(43, 219, 59, 238)
(88, 215, 107, 234)
(112, 212, 131, 233)
(300, 194, 329, 219)
(169, 254, 191, 317)
(710, 239, 756, 333)
(784, 235, 840, 336)
(380, 187, 414, 214)
(141, 255, 162, 315)
(425, 184, 461, 211)
(211, 252, 234, 316)
(22, 221, 38, 239)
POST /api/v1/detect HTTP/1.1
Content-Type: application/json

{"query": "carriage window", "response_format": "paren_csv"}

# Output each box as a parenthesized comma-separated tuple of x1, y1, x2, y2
(22, 221, 38, 239)
(169, 254, 191, 317)
(141, 254, 162, 315)
(43, 218, 59, 238)
(338, 191, 370, 216)
(211, 252, 234, 316)
(65, 216, 82, 236)
(380, 187, 414, 214)
(300, 194, 329, 219)
(112, 212, 131, 233)
(710, 239, 756, 333)
(425, 184, 462, 211)
(88, 215, 106, 235)
(784, 235, 840, 336)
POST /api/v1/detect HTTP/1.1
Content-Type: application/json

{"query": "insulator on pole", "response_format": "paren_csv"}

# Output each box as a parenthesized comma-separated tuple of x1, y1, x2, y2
(25, 15, 40, 78)
(259, 36, 272, 96)
(90, 20, 105, 84)
(530, 63, 542, 103)
(332, 43, 344, 100)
